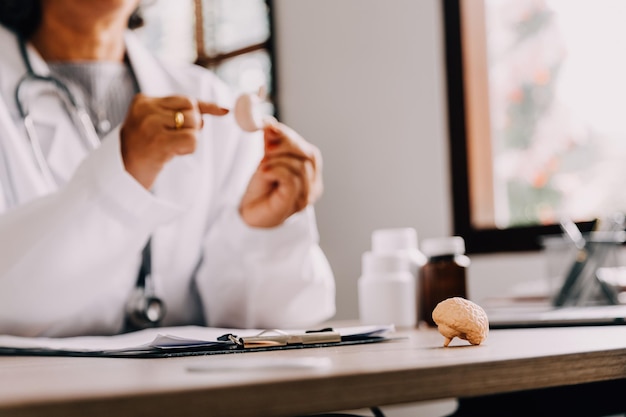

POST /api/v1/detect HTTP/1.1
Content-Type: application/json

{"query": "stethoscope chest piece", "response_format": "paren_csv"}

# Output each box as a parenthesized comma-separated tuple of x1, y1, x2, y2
(125, 286, 166, 330)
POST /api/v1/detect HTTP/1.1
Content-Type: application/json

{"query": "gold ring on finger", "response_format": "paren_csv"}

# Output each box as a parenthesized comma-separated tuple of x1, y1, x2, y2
(174, 111, 185, 129)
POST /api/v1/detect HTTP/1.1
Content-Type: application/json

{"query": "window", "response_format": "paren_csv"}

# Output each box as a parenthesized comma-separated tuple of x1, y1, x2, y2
(135, 0, 276, 112)
(444, 0, 626, 253)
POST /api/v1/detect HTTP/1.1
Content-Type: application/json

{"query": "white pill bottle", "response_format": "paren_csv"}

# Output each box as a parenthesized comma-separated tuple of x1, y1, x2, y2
(371, 228, 427, 278)
(358, 251, 416, 327)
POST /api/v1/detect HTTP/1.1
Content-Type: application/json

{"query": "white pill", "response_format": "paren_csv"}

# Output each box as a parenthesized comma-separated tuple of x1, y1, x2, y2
(234, 93, 265, 132)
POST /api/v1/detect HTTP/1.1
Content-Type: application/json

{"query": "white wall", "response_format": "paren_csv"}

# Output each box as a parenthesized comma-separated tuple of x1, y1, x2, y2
(272, 0, 547, 320)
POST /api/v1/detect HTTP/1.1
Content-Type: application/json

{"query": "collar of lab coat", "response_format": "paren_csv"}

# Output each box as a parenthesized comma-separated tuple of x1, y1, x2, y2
(1, 27, 180, 184)
(16, 30, 178, 121)
(12, 30, 182, 184)
(20, 41, 85, 182)
(0, 26, 82, 188)
(0, 26, 176, 109)
(0, 26, 200, 210)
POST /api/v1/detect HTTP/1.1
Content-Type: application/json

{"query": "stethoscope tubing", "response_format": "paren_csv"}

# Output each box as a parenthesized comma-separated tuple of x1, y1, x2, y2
(15, 37, 101, 183)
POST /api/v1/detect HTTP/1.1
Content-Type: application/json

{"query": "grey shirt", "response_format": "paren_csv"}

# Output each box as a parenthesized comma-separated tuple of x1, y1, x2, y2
(47, 60, 138, 138)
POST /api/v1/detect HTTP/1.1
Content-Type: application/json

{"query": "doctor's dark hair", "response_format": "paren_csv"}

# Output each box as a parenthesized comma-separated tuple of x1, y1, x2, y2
(0, 0, 144, 39)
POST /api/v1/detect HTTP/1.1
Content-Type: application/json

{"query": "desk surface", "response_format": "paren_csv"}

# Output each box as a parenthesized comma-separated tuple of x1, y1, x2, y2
(2, 326, 626, 417)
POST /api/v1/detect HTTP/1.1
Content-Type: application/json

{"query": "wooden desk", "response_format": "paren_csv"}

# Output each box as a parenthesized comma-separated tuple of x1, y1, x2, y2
(2, 326, 626, 417)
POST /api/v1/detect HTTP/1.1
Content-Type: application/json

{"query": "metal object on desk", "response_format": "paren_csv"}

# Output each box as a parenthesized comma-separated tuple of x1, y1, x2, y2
(552, 216, 625, 307)
(221, 329, 342, 349)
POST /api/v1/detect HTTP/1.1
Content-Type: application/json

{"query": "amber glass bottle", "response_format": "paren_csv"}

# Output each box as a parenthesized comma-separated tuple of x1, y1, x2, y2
(419, 237, 469, 326)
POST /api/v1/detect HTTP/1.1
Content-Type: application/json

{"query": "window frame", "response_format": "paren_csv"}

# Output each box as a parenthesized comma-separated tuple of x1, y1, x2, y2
(192, 0, 279, 116)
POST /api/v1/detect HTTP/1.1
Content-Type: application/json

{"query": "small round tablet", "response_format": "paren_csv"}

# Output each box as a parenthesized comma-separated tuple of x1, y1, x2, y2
(234, 93, 265, 132)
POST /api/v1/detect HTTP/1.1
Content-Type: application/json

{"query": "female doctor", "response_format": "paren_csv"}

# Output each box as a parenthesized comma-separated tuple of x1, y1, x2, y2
(0, 0, 335, 337)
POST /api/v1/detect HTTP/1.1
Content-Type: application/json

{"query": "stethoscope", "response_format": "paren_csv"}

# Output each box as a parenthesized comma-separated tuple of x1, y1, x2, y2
(13, 35, 166, 331)
(14, 37, 100, 189)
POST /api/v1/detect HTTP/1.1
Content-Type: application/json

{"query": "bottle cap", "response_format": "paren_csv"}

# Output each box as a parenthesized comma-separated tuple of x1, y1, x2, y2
(421, 236, 465, 257)
(372, 228, 418, 253)
(361, 251, 411, 276)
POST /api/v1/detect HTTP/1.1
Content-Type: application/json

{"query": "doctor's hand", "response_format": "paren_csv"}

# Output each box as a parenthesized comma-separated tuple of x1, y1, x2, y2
(120, 94, 228, 189)
(239, 122, 323, 228)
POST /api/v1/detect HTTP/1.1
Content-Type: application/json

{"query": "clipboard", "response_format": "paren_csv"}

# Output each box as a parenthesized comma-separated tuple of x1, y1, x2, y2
(0, 325, 395, 358)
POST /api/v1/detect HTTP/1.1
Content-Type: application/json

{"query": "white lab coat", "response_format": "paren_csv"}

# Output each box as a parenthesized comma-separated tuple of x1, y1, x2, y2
(0, 26, 335, 337)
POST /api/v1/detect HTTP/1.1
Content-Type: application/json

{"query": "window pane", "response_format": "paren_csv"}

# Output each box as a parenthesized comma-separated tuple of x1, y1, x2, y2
(215, 50, 274, 113)
(203, 0, 270, 54)
(135, 1, 196, 64)
(462, 0, 626, 229)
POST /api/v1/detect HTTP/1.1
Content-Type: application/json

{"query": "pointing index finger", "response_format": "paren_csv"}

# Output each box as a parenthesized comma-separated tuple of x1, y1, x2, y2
(198, 100, 229, 116)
